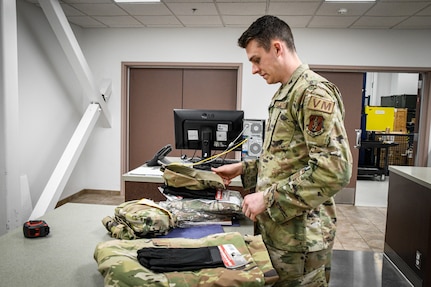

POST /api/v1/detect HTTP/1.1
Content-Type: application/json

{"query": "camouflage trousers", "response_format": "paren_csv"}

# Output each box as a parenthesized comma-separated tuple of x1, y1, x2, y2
(267, 244, 333, 287)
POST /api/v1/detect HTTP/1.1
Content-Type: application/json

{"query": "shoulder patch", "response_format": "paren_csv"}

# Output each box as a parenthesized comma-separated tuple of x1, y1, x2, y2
(307, 95, 334, 114)
(307, 115, 324, 134)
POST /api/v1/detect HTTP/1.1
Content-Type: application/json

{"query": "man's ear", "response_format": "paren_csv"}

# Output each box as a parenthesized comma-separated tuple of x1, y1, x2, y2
(272, 41, 283, 56)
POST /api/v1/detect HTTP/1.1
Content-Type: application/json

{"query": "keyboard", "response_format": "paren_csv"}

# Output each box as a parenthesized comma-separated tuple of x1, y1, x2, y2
(192, 158, 240, 171)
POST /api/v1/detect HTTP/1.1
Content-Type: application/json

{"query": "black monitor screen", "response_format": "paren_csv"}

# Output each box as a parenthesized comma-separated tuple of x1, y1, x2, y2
(173, 109, 244, 159)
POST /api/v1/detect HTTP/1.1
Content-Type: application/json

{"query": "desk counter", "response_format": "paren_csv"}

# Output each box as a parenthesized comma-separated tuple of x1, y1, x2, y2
(388, 166, 431, 189)
(384, 166, 431, 287)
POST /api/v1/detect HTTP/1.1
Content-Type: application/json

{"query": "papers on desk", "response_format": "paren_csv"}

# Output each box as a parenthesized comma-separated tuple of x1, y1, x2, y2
(129, 166, 163, 176)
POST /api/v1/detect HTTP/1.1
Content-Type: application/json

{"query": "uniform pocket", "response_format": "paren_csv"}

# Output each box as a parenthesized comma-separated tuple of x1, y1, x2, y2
(263, 107, 296, 153)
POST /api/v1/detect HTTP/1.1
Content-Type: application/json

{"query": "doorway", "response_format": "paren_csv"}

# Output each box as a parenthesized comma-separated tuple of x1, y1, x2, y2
(314, 66, 431, 205)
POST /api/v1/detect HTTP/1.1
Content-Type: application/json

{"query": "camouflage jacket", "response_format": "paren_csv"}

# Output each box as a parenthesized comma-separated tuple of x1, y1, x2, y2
(242, 64, 353, 252)
(94, 232, 279, 286)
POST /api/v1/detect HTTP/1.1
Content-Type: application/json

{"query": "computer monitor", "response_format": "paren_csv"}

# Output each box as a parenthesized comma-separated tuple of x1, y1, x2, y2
(173, 109, 244, 159)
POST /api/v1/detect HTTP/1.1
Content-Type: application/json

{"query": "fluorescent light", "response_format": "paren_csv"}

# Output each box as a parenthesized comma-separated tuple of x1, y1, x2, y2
(325, 0, 375, 2)
(114, 0, 160, 3)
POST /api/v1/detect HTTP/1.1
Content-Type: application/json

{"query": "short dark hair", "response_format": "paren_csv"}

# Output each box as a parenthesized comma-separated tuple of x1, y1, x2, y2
(238, 15, 296, 52)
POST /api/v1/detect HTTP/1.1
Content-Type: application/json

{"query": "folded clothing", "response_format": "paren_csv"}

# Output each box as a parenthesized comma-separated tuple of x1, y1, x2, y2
(94, 232, 279, 287)
(102, 199, 175, 240)
(162, 164, 225, 190)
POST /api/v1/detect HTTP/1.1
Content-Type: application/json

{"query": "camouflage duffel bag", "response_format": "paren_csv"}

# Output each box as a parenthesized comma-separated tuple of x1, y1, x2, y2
(102, 198, 176, 240)
(162, 164, 225, 191)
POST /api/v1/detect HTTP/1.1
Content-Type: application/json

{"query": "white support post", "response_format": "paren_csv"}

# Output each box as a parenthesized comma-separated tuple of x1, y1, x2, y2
(38, 0, 111, 128)
(1, 0, 21, 233)
(29, 104, 101, 219)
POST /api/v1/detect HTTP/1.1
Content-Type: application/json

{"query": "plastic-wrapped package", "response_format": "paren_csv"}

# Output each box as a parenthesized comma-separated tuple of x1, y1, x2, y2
(159, 189, 243, 227)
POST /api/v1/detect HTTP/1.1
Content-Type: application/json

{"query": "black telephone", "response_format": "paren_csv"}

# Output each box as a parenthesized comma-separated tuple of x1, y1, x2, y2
(146, 144, 172, 166)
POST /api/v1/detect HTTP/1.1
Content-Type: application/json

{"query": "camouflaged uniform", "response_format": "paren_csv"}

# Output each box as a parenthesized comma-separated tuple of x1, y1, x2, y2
(242, 64, 353, 286)
(103, 199, 176, 240)
(94, 232, 279, 287)
(162, 164, 225, 190)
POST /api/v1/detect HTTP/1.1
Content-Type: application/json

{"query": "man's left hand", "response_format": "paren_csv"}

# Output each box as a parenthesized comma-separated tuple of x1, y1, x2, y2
(242, 192, 266, 221)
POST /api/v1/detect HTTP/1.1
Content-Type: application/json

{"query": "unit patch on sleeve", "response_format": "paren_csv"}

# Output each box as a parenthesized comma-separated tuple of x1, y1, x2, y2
(307, 115, 324, 135)
(307, 95, 334, 114)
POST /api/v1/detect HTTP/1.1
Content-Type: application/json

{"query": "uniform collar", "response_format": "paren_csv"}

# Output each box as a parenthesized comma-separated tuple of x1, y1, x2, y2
(272, 64, 310, 102)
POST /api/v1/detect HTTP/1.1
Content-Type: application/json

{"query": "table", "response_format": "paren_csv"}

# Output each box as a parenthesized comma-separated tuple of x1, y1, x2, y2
(123, 157, 246, 201)
(357, 141, 399, 180)
(0, 203, 254, 287)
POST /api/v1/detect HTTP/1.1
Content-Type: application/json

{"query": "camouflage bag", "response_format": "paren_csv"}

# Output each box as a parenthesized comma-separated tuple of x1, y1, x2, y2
(102, 199, 176, 240)
(162, 164, 225, 191)
(94, 232, 279, 286)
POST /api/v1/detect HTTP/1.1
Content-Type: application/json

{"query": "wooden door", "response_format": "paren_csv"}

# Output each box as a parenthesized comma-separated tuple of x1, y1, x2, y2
(128, 67, 239, 170)
(182, 69, 237, 110)
(128, 68, 183, 170)
(317, 71, 364, 204)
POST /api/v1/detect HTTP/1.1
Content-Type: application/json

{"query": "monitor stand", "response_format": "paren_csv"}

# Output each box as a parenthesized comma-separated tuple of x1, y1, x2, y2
(201, 129, 212, 159)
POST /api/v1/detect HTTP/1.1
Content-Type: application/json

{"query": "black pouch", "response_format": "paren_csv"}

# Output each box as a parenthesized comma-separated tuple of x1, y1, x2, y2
(161, 184, 218, 200)
(137, 246, 224, 272)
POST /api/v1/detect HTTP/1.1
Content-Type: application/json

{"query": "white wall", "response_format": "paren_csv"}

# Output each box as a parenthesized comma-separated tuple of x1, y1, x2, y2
(17, 2, 83, 206)
(10, 2, 431, 220)
(392, 73, 419, 95)
(366, 73, 419, 106)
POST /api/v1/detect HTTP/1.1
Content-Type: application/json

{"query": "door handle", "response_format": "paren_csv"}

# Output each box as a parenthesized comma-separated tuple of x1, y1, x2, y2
(354, 129, 362, 149)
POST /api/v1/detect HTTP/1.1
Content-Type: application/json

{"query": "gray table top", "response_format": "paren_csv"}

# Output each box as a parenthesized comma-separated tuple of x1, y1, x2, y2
(0, 202, 253, 287)
(0, 203, 115, 287)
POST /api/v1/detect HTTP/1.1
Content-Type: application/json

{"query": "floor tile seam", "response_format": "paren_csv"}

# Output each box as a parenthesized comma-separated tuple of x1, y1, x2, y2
(351, 220, 384, 232)
(350, 223, 383, 251)
(355, 219, 386, 236)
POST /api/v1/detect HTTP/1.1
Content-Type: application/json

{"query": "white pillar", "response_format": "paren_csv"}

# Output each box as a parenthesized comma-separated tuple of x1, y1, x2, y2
(1, 0, 21, 234)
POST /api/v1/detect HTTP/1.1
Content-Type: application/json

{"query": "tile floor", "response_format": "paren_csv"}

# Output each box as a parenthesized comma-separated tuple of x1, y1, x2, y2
(334, 177, 389, 253)
(65, 178, 389, 253)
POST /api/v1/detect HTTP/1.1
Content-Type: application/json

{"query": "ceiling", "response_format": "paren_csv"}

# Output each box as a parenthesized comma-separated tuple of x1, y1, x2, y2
(27, 0, 431, 29)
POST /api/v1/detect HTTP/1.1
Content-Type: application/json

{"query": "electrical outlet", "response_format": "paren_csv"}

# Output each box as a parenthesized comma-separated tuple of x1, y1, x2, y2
(415, 250, 422, 270)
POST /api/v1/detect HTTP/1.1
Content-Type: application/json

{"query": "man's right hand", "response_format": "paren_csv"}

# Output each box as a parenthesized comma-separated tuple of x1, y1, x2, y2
(211, 162, 243, 186)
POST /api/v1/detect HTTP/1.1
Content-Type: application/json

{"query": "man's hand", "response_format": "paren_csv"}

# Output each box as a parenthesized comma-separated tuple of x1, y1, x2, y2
(242, 192, 266, 222)
(211, 162, 243, 186)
